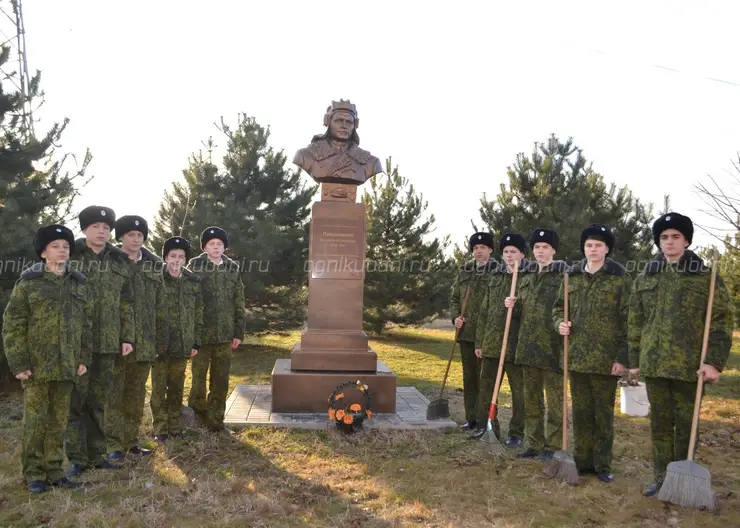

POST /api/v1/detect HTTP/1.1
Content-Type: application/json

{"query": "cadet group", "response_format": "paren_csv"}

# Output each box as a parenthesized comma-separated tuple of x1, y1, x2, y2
(2, 205, 734, 501)
(450, 214, 732, 497)
(3, 205, 244, 494)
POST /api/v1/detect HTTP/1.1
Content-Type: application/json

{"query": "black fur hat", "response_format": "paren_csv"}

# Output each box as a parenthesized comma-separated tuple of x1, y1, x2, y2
(33, 224, 75, 259)
(580, 224, 615, 255)
(499, 233, 528, 254)
(652, 212, 693, 248)
(79, 205, 116, 231)
(200, 226, 228, 250)
(529, 228, 560, 252)
(469, 232, 495, 251)
(115, 215, 149, 241)
(162, 236, 192, 260)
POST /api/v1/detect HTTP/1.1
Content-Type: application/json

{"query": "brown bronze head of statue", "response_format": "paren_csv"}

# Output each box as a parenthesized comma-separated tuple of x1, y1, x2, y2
(294, 99, 382, 186)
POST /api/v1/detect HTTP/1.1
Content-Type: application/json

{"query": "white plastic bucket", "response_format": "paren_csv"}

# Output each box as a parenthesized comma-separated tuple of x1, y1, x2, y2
(620, 382, 650, 417)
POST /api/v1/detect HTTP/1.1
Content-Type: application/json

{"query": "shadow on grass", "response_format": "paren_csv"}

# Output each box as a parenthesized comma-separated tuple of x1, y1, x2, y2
(0, 391, 396, 527)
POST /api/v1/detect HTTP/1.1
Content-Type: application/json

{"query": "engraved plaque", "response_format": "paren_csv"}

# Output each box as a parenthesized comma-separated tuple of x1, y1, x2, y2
(309, 217, 364, 280)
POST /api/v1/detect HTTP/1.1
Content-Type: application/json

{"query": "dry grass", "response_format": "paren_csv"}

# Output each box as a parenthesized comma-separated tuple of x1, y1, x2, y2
(0, 328, 738, 527)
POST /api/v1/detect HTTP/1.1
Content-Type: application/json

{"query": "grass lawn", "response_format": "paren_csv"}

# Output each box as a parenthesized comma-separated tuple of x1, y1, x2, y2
(0, 327, 738, 527)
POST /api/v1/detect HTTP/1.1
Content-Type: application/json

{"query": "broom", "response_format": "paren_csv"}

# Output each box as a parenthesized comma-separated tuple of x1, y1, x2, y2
(426, 285, 472, 420)
(657, 253, 719, 511)
(544, 273, 579, 485)
(479, 261, 519, 457)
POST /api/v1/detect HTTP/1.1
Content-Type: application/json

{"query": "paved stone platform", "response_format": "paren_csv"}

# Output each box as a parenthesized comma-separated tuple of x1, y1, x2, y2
(224, 385, 457, 430)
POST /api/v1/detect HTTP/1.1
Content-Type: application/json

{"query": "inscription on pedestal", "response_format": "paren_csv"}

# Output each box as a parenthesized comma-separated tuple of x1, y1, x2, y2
(310, 218, 364, 280)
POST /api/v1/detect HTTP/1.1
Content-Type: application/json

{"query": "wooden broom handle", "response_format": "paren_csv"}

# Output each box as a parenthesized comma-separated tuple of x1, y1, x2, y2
(490, 263, 519, 413)
(687, 253, 718, 460)
(562, 273, 570, 450)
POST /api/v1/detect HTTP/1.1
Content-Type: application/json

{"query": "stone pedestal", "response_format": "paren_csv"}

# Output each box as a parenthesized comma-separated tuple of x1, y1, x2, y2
(270, 359, 397, 413)
(271, 183, 397, 413)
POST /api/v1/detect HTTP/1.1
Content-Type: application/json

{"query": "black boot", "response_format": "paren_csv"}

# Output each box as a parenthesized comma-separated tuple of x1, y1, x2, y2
(469, 428, 486, 440)
(66, 464, 86, 477)
(50, 477, 83, 489)
(643, 479, 663, 496)
(517, 448, 539, 458)
(128, 445, 153, 456)
(459, 420, 477, 430)
(27, 480, 46, 494)
(505, 436, 522, 448)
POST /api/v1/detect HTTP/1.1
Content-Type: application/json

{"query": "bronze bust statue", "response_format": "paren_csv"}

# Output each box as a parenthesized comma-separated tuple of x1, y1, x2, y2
(294, 100, 383, 185)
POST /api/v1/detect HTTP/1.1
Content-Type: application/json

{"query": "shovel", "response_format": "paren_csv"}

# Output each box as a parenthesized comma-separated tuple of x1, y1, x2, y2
(427, 286, 472, 420)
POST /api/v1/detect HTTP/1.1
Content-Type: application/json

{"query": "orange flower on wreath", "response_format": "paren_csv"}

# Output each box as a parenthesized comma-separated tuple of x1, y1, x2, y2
(349, 403, 362, 412)
(336, 409, 345, 420)
(335, 393, 345, 400)
(328, 408, 336, 421)
(365, 410, 372, 419)
(343, 414, 354, 425)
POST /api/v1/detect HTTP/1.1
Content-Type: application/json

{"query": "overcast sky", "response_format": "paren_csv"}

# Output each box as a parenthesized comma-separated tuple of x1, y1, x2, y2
(18, 1, 740, 252)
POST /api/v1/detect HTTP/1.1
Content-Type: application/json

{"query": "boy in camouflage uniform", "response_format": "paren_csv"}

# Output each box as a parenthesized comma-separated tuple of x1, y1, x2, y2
(471, 233, 532, 445)
(449, 232, 497, 430)
(628, 212, 733, 496)
(3, 225, 92, 492)
(552, 224, 630, 483)
(151, 236, 204, 441)
(513, 228, 568, 460)
(105, 216, 168, 462)
(66, 206, 134, 477)
(187, 226, 246, 433)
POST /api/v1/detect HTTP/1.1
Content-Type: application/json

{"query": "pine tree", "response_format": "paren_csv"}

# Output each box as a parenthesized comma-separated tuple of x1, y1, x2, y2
(718, 230, 740, 327)
(362, 158, 454, 334)
(0, 45, 92, 387)
(476, 134, 654, 263)
(151, 113, 316, 333)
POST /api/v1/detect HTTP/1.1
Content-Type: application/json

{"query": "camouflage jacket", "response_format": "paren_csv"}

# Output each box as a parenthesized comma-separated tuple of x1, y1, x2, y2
(514, 260, 569, 371)
(475, 260, 536, 360)
(187, 253, 246, 345)
(449, 259, 498, 343)
(628, 251, 733, 382)
(552, 258, 631, 375)
(2, 264, 93, 384)
(163, 268, 204, 358)
(70, 239, 135, 354)
(124, 247, 168, 362)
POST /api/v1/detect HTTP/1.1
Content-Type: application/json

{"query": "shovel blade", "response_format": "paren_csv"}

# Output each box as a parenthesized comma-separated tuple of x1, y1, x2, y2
(426, 399, 450, 420)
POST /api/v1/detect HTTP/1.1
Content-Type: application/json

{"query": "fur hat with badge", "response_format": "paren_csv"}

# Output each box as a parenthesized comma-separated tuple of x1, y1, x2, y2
(651, 212, 693, 248)
(201, 226, 228, 250)
(162, 236, 192, 261)
(529, 228, 559, 252)
(33, 224, 75, 260)
(580, 223, 615, 255)
(115, 215, 149, 241)
(469, 232, 495, 251)
(79, 205, 116, 231)
(499, 232, 528, 254)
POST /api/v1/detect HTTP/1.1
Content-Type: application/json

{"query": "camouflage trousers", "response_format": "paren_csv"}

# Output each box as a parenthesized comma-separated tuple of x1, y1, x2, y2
(188, 343, 232, 431)
(459, 341, 480, 423)
(645, 377, 701, 479)
(66, 354, 115, 468)
(22, 381, 72, 482)
(106, 355, 151, 453)
(569, 372, 618, 473)
(523, 366, 563, 452)
(150, 356, 188, 436)
(476, 358, 525, 438)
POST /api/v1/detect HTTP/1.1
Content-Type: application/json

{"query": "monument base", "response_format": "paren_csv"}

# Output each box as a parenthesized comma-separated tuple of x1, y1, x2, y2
(270, 359, 397, 413)
(290, 343, 378, 372)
